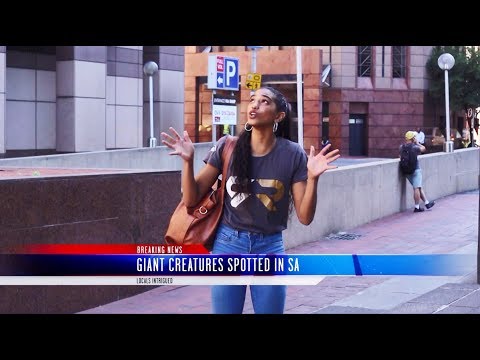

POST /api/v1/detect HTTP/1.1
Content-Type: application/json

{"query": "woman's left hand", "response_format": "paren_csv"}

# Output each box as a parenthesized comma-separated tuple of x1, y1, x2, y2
(307, 144, 340, 179)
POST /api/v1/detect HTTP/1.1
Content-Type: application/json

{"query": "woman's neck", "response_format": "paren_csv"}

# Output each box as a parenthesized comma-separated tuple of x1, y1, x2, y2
(251, 131, 277, 157)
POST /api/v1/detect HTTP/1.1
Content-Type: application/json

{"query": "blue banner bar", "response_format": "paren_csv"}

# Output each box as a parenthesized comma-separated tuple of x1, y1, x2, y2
(0, 254, 475, 277)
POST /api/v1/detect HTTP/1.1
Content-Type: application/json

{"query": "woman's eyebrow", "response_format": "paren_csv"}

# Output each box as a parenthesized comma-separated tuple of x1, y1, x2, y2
(250, 94, 272, 101)
(258, 94, 272, 101)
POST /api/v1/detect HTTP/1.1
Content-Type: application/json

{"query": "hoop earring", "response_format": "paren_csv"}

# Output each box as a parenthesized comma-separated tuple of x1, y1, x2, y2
(273, 122, 278, 133)
(244, 123, 253, 132)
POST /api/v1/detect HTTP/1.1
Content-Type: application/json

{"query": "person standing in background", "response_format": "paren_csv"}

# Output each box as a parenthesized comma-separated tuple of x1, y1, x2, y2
(399, 131, 435, 213)
(473, 120, 479, 147)
(416, 127, 425, 145)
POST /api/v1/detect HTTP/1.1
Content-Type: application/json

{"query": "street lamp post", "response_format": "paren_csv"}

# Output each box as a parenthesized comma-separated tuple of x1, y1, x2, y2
(143, 61, 159, 147)
(437, 53, 455, 153)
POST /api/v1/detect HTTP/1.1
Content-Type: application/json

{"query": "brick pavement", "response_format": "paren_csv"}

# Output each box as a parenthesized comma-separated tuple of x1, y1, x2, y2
(79, 189, 479, 314)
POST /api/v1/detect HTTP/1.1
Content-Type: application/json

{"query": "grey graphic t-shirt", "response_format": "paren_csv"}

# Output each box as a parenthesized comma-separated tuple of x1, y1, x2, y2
(208, 135, 307, 234)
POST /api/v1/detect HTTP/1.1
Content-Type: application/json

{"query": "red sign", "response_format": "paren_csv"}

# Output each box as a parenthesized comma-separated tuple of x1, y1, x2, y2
(216, 56, 224, 72)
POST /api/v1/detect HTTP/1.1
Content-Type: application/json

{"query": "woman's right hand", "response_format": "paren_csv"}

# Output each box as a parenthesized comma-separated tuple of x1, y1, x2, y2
(161, 127, 195, 162)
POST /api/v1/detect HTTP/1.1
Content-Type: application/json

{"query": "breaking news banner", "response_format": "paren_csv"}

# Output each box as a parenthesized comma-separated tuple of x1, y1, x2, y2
(0, 244, 475, 286)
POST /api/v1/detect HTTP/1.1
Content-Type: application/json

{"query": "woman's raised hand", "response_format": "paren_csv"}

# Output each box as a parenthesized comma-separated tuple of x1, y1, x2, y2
(307, 144, 340, 179)
(161, 127, 195, 162)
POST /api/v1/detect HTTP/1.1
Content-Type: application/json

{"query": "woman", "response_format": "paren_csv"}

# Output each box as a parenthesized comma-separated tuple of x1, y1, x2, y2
(161, 86, 340, 314)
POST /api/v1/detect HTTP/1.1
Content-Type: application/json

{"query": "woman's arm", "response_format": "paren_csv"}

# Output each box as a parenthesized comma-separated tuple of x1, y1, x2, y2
(161, 127, 220, 207)
(292, 144, 340, 225)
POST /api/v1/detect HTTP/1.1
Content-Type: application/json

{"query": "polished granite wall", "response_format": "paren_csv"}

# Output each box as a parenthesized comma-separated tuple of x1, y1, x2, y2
(0, 170, 181, 313)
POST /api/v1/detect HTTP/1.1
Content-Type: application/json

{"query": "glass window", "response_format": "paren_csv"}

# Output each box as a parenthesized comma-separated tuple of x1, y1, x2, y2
(392, 46, 406, 78)
(357, 46, 372, 77)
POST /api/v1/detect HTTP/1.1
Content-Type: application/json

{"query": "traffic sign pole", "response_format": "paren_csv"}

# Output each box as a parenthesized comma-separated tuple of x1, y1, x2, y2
(212, 90, 217, 145)
(247, 46, 263, 94)
(251, 49, 257, 94)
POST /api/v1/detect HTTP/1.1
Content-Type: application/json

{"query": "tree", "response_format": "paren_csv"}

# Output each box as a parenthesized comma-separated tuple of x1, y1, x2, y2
(426, 46, 480, 113)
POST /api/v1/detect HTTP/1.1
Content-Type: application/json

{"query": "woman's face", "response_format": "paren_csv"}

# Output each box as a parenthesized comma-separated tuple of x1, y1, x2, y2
(247, 88, 282, 127)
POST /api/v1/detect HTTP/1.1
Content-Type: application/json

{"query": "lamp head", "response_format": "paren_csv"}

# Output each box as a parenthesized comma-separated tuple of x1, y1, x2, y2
(143, 61, 159, 76)
(437, 53, 455, 71)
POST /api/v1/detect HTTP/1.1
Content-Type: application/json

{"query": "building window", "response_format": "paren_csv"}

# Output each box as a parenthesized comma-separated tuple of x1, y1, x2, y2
(357, 46, 372, 77)
(392, 46, 406, 78)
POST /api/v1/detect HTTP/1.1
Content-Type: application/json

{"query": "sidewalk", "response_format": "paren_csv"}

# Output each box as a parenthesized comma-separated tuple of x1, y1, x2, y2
(79, 189, 479, 314)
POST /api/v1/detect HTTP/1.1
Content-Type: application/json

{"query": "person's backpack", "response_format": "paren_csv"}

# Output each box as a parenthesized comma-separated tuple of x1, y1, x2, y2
(399, 143, 417, 175)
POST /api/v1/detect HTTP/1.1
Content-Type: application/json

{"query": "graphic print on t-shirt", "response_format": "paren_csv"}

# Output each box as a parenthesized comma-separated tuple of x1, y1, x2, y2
(226, 176, 285, 211)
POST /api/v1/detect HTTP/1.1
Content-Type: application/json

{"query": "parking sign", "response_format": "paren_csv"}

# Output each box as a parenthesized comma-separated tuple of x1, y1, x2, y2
(208, 55, 239, 91)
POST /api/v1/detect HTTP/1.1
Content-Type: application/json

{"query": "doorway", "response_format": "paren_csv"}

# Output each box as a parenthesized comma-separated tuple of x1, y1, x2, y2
(349, 114, 367, 156)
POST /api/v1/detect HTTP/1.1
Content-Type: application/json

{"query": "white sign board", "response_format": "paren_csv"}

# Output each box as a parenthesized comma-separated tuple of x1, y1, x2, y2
(212, 95, 237, 125)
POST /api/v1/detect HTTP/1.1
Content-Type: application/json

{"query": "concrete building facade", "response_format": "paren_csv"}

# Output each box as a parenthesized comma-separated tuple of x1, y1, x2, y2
(0, 46, 185, 158)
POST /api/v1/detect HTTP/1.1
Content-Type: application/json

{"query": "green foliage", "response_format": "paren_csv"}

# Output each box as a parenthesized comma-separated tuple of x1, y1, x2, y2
(426, 46, 480, 112)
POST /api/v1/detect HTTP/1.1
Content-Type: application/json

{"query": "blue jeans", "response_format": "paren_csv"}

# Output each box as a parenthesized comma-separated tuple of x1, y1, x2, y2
(211, 223, 287, 314)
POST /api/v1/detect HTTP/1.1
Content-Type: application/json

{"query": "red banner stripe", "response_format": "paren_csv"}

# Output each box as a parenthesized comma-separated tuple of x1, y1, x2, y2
(12, 244, 209, 255)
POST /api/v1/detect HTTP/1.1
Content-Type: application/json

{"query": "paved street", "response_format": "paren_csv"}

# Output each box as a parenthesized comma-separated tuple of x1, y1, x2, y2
(80, 189, 479, 314)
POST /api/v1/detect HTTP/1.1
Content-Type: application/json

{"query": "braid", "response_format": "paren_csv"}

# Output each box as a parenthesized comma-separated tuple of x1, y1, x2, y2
(231, 129, 252, 194)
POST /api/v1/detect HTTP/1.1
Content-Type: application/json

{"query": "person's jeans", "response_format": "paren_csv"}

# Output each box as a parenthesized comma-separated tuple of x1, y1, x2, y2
(406, 168, 422, 188)
(211, 222, 286, 314)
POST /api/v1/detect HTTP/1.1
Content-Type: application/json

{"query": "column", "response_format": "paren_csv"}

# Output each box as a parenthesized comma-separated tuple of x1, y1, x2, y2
(56, 46, 107, 152)
(302, 48, 323, 151)
(106, 46, 143, 149)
